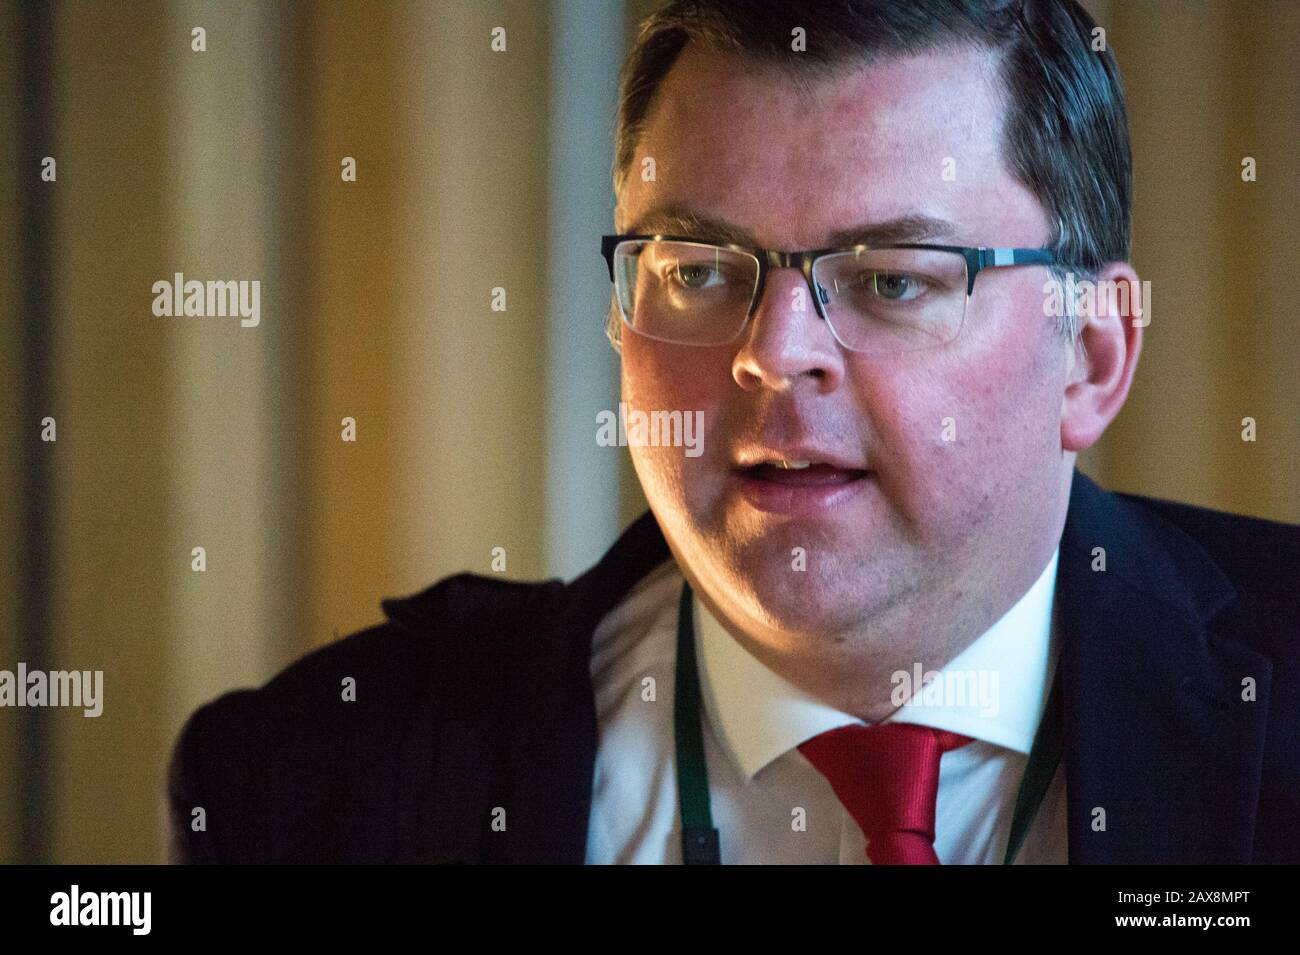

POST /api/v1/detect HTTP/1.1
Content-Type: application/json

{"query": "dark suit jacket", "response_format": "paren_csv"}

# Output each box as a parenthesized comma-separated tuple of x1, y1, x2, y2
(165, 468, 1300, 863)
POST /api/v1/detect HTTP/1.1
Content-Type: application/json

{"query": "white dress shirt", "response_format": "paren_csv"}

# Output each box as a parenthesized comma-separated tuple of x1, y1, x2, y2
(585, 549, 1069, 864)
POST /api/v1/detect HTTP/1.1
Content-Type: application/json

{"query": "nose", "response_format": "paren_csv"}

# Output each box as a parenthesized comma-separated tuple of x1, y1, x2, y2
(731, 266, 845, 393)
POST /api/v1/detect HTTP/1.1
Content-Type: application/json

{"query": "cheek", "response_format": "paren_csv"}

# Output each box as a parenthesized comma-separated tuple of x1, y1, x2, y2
(938, 280, 1061, 426)
(621, 337, 735, 465)
(621, 338, 732, 499)
(848, 298, 1057, 521)
(848, 358, 967, 519)
(919, 304, 1063, 509)
(621, 336, 726, 411)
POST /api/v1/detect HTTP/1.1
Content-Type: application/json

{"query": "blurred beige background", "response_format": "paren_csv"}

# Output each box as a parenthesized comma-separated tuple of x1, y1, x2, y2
(0, 0, 1296, 863)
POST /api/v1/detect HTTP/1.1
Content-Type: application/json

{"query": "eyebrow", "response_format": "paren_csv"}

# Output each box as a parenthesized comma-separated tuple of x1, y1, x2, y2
(624, 204, 960, 248)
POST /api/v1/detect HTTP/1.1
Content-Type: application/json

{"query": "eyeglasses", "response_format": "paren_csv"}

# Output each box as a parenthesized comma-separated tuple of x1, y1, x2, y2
(600, 233, 1064, 354)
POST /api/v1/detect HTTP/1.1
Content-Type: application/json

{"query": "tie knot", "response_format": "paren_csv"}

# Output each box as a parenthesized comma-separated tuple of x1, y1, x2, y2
(797, 721, 974, 864)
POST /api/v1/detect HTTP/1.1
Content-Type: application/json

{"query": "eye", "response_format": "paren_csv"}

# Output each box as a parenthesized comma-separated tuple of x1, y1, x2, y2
(869, 271, 926, 301)
(672, 263, 725, 290)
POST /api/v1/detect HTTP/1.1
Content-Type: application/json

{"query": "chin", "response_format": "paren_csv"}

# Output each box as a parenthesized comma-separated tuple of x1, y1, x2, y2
(661, 490, 906, 635)
(703, 539, 873, 638)
(771, 577, 865, 632)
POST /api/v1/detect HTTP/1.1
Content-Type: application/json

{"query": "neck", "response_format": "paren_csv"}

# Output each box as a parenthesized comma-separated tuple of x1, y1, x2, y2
(693, 571, 1038, 724)
(684, 502, 1068, 724)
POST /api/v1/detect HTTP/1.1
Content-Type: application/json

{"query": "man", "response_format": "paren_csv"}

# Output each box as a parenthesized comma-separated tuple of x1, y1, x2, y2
(166, 0, 1300, 864)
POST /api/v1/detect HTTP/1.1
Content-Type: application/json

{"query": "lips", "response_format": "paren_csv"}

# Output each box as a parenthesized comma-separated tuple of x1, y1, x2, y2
(731, 459, 873, 516)
(741, 462, 868, 485)
(733, 446, 868, 472)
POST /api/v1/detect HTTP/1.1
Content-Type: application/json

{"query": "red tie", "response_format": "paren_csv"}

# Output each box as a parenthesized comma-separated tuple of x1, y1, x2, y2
(797, 722, 974, 864)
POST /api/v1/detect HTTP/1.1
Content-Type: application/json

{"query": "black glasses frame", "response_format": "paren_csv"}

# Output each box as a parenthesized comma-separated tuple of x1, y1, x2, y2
(600, 232, 1065, 334)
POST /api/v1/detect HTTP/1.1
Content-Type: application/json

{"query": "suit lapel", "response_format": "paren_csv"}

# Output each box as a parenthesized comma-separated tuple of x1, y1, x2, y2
(491, 509, 672, 863)
(1055, 469, 1272, 862)
(389, 510, 670, 864)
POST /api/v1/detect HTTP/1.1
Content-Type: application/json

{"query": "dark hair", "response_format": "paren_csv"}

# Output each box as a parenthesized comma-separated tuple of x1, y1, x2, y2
(612, 0, 1132, 343)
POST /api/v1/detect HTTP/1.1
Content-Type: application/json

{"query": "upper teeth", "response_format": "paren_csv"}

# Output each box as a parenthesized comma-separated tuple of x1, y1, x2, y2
(769, 459, 813, 469)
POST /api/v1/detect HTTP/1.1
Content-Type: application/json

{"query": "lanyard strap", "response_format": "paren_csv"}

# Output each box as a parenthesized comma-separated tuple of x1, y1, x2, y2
(674, 581, 722, 863)
(674, 580, 1063, 865)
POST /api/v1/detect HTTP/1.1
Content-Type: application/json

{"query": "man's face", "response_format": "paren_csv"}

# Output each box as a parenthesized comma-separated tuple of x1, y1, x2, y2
(617, 42, 1073, 645)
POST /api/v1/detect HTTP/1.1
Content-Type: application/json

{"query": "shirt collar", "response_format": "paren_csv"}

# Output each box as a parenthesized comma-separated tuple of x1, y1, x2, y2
(695, 545, 1061, 782)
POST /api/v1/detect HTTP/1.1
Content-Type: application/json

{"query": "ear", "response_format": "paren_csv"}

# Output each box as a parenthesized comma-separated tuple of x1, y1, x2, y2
(1059, 262, 1144, 452)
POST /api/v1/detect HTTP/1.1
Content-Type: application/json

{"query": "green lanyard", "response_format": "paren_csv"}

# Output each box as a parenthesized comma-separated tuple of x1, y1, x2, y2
(674, 580, 1064, 865)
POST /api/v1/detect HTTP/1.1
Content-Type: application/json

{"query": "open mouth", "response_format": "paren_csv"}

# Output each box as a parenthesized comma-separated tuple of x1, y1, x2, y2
(739, 461, 870, 485)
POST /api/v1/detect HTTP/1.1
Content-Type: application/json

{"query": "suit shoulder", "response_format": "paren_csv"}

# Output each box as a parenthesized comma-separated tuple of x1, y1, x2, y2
(165, 621, 437, 858)
(200, 619, 437, 735)
(1116, 490, 1300, 598)
(208, 569, 562, 716)
(378, 569, 568, 632)
(175, 570, 564, 752)
(165, 570, 568, 861)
